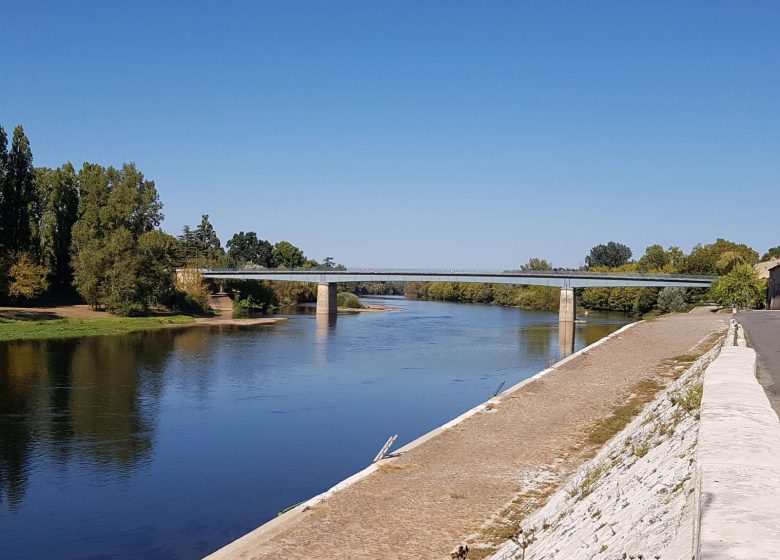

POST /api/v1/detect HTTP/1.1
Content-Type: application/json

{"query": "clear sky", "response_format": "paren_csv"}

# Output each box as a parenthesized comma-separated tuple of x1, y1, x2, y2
(1, 1, 778, 268)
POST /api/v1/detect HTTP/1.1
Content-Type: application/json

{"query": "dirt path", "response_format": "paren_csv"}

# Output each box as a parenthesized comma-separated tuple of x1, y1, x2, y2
(207, 314, 726, 560)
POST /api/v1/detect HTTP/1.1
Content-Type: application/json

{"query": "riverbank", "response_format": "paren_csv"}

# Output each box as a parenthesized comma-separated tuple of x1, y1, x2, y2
(0, 304, 287, 342)
(206, 313, 726, 560)
(0, 313, 196, 342)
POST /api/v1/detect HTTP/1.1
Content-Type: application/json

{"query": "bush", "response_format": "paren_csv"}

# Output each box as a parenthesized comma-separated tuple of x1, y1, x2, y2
(337, 291, 363, 309)
(657, 287, 687, 313)
(7, 252, 48, 300)
(174, 268, 211, 312)
(711, 264, 764, 309)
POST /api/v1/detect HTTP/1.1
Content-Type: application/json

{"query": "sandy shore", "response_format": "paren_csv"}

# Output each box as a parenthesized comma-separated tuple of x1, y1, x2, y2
(338, 303, 405, 313)
(206, 313, 726, 560)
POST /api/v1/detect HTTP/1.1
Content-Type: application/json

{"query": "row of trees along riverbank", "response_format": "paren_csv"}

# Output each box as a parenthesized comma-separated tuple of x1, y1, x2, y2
(1, 122, 773, 317)
(0, 123, 343, 315)
(405, 241, 774, 316)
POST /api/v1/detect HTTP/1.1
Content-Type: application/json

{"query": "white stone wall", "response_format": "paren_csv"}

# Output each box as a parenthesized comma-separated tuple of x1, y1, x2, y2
(488, 346, 720, 560)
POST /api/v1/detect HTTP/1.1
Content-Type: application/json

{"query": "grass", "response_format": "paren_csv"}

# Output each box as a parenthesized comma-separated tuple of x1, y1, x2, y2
(586, 378, 664, 445)
(672, 382, 704, 413)
(0, 315, 196, 342)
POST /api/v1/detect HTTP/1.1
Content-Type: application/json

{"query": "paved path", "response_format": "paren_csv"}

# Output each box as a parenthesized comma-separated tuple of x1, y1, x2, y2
(737, 310, 780, 416)
(208, 314, 725, 560)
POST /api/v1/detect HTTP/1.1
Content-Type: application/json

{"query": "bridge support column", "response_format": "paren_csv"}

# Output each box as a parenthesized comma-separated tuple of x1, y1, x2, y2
(316, 283, 337, 316)
(559, 287, 576, 323)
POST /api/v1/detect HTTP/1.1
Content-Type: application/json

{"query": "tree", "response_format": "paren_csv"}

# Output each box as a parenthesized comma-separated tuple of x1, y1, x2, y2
(37, 163, 79, 290)
(711, 264, 764, 309)
(137, 230, 179, 307)
(272, 241, 306, 269)
(684, 239, 758, 275)
(71, 163, 167, 313)
(227, 231, 273, 268)
(657, 287, 687, 313)
(761, 246, 780, 262)
(637, 245, 669, 272)
(520, 258, 552, 271)
(1, 126, 36, 253)
(179, 215, 226, 265)
(585, 242, 632, 269)
(7, 252, 47, 299)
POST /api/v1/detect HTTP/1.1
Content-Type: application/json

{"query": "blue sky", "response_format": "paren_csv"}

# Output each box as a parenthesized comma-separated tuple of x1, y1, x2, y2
(2, 1, 778, 268)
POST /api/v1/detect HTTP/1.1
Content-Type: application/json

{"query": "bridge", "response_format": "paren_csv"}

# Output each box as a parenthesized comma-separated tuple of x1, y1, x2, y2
(196, 268, 715, 324)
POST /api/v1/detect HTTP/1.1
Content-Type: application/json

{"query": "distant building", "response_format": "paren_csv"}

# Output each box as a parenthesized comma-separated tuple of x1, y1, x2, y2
(768, 264, 780, 310)
(755, 258, 780, 279)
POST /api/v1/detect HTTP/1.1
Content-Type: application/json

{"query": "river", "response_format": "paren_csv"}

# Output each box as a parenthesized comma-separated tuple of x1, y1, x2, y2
(0, 298, 630, 560)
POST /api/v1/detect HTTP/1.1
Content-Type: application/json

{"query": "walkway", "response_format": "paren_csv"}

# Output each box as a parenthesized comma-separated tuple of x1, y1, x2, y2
(207, 313, 725, 560)
(737, 310, 780, 416)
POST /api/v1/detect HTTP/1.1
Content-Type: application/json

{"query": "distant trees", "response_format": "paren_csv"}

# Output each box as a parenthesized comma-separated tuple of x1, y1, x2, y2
(520, 257, 552, 271)
(761, 246, 780, 261)
(683, 238, 758, 275)
(227, 231, 273, 268)
(272, 241, 306, 269)
(585, 242, 632, 269)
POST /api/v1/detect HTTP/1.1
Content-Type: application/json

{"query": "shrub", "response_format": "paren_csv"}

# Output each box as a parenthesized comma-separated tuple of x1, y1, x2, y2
(657, 287, 687, 313)
(337, 291, 363, 308)
(7, 252, 48, 300)
(174, 268, 211, 311)
(711, 264, 764, 309)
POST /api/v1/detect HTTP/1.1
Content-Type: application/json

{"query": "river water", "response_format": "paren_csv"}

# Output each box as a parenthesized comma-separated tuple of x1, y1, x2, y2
(0, 298, 630, 560)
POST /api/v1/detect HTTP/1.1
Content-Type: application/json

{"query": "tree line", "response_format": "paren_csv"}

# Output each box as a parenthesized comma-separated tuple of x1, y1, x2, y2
(0, 123, 338, 315)
(406, 240, 772, 315)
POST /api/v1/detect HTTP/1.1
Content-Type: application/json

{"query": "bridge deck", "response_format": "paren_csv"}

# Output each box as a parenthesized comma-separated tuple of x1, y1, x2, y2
(196, 269, 715, 288)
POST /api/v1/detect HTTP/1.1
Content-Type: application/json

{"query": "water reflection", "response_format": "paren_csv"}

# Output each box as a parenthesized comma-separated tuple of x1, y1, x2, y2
(0, 332, 187, 509)
(559, 321, 575, 358)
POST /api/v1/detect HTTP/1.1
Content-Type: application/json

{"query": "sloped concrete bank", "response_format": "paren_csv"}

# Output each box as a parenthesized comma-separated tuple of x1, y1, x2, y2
(489, 322, 780, 560)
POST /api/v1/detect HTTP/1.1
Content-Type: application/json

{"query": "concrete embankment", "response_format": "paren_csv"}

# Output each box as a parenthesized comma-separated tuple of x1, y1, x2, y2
(205, 314, 724, 560)
(488, 320, 780, 560)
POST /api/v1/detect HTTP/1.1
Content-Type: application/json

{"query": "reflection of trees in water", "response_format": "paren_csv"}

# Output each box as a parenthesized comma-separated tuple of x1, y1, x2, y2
(518, 324, 555, 362)
(0, 341, 47, 509)
(0, 329, 195, 509)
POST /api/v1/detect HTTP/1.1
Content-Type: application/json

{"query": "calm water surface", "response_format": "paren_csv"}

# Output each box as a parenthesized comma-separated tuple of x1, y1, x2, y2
(0, 298, 630, 559)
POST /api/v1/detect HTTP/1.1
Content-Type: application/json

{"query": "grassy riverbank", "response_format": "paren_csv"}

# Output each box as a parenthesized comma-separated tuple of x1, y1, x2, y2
(0, 314, 196, 342)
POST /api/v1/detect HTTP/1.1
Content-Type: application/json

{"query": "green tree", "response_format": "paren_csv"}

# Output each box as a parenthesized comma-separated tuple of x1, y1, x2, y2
(520, 258, 552, 271)
(272, 241, 306, 269)
(684, 239, 758, 275)
(585, 242, 632, 269)
(711, 264, 764, 309)
(1, 126, 36, 253)
(179, 215, 226, 265)
(7, 252, 48, 299)
(137, 230, 179, 307)
(71, 163, 166, 313)
(761, 246, 780, 261)
(637, 244, 669, 272)
(227, 231, 273, 268)
(36, 163, 79, 290)
(657, 287, 687, 313)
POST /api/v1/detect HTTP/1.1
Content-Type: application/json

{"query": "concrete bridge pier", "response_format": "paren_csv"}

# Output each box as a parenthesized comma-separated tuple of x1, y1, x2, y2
(558, 287, 576, 323)
(316, 283, 337, 316)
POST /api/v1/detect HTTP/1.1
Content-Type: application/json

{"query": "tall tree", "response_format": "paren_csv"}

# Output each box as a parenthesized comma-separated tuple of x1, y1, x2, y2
(0, 126, 7, 251)
(1, 126, 36, 253)
(227, 231, 273, 268)
(272, 241, 306, 269)
(37, 163, 79, 289)
(520, 257, 553, 271)
(585, 242, 632, 269)
(71, 163, 168, 312)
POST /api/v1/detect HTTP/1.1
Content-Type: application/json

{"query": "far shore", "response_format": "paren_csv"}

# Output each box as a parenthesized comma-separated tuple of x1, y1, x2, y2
(0, 299, 405, 343)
